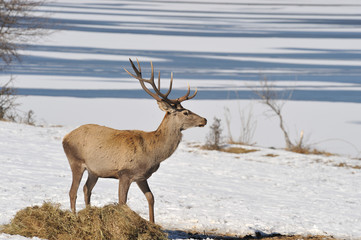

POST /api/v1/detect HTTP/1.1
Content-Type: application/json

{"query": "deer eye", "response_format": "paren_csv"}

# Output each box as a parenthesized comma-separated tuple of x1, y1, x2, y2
(183, 111, 189, 116)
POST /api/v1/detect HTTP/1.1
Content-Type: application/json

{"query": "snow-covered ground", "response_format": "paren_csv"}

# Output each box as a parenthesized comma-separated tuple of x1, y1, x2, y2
(1, 121, 361, 240)
(1, 0, 361, 239)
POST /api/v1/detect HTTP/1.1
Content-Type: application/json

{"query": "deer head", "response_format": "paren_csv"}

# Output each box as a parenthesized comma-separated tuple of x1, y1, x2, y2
(124, 58, 207, 131)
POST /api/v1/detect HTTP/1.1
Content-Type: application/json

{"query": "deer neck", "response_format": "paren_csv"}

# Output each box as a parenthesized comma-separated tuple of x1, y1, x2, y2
(152, 113, 182, 162)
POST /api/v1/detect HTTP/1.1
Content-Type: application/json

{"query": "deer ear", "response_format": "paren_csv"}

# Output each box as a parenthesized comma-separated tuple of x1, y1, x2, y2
(157, 100, 175, 112)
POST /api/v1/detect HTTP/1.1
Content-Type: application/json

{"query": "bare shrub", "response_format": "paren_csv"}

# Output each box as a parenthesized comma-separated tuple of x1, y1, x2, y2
(0, 77, 18, 120)
(224, 107, 233, 142)
(205, 117, 223, 150)
(21, 109, 36, 125)
(254, 78, 294, 149)
(254, 79, 333, 156)
(0, 0, 48, 67)
(253, 78, 310, 153)
(0, 0, 48, 124)
(0, 77, 36, 124)
(224, 104, 257, 145)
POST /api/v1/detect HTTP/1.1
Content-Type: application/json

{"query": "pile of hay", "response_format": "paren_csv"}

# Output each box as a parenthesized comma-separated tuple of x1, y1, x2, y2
(1, 202, 167, 240)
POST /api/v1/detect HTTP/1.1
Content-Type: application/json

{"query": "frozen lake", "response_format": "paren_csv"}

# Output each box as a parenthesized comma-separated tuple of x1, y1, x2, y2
(1, 0, 361, 156)
(4, 0, 361, 103)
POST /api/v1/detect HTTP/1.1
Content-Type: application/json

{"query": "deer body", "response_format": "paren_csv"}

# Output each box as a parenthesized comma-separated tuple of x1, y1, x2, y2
(63, 59, 206, 223)
(63, 115, 184, 181)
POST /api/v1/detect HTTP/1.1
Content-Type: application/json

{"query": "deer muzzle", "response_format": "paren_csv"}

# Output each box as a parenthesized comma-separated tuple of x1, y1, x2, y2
(198, 118, 207, 127)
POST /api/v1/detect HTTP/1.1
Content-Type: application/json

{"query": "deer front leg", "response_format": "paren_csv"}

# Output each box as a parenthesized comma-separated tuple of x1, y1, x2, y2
(118, 174, 132, 205)
(137, 180, 155, 223)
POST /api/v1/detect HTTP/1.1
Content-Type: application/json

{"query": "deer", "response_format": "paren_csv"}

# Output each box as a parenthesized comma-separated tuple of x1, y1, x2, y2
(62, 59, 207, 223)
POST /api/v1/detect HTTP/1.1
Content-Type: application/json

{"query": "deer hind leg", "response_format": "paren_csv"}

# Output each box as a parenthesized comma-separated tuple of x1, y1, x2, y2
(83, 172, 98, 207)
(69, 162, 85, 213)
(137, 180, 155, 223)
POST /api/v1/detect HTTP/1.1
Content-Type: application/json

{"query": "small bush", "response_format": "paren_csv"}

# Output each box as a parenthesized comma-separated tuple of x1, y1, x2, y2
(0, 78, 36, 125)
(1, 202, 167, 240)
(205, 117, 223, 150)
(0, 78, 18, 120)
(224, 105, 257, 146)
(21, 109, 36, 125)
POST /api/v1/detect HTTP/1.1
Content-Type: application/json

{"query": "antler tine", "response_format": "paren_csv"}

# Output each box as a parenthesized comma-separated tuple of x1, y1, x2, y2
(163, 72, 173, 98)
(157, 71, 161, 90)
(123, 65, 137, 80)
(123, 58, 145, 82)
(155, 70, 173, 99)
(176, 83, 198, 103)
(188, 87, 198, 100)
(136, 58, 141, 76)
(150, 61, 155, 83)
(148, 61, 174, 102)
(129, 58, 141, 78)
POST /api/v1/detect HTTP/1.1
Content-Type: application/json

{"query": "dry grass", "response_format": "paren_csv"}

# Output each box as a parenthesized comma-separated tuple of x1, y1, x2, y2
(227, 140, 256, 147)
(201, 145, 258, 154)
(1, 202, 167, 240)
(264, 153, 279, 157)
(221, 147, 258, 154)
(288, 146, 334, 157)
(334, 162, 361, 169)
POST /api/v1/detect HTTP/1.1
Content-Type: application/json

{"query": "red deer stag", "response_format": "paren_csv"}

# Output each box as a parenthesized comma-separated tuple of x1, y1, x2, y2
(62, 59, 207, 223)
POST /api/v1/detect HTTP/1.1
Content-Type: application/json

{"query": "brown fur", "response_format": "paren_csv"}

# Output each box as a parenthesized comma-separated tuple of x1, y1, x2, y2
(63, 103, 206, 223)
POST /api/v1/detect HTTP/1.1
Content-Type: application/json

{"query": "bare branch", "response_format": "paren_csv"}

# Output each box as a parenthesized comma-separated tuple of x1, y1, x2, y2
(0, 0, 48, 67)
(253, 78, 294, 149)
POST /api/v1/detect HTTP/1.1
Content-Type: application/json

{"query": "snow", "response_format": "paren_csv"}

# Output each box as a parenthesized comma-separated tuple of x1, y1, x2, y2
(0, 122, 360, 240)
(1, 0, 361, 239)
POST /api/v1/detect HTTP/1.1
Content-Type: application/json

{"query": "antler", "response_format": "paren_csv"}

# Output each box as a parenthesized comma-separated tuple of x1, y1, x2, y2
(123, 58, 197, 105)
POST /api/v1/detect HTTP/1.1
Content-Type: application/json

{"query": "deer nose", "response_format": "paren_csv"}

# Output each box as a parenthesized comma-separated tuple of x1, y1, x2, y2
(199, 118, 207, 127)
